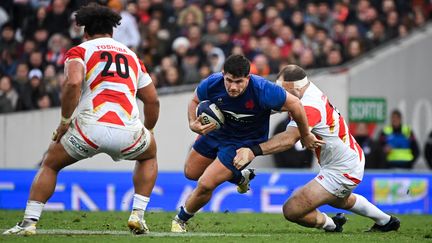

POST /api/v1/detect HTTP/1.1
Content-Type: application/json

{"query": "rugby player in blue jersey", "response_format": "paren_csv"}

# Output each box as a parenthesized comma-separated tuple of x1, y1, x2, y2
(171, 54, 323, 232)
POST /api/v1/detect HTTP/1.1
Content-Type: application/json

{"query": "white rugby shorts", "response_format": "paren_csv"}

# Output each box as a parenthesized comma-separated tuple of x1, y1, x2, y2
(61, 117, 151, 161)
(314, 155, 365, 198)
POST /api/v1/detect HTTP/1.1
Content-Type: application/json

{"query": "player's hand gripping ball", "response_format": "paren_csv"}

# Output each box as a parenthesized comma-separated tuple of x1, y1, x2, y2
(196, 100, 225, 129)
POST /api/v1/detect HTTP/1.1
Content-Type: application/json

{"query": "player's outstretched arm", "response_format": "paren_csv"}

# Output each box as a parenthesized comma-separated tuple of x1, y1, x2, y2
(233, 126, 300, 169)
(137, 82, 159, 131)
(53, 60, 84, 142)
(188, 91, 216, 135)
(280, 91, 324, 150)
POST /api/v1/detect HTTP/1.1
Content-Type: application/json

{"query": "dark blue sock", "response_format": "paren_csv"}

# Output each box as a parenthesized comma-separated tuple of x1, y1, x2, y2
(228, 170, 243, 185)
(177, 206, 194, 222)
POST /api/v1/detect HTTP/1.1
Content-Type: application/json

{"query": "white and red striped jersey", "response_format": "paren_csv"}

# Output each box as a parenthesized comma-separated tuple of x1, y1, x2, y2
(64, 37, 152, 130)
(288, 82, 364, 167)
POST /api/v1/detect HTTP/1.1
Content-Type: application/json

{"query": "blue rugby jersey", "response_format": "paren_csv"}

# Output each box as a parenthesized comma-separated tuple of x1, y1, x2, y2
(196, 72, 286, 142)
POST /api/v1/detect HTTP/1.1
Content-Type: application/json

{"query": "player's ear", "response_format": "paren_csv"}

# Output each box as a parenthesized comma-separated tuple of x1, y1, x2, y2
(83, 32, 90, 40)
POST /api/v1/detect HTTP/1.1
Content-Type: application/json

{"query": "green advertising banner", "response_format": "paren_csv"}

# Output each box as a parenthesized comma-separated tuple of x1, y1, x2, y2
(349, 97, 387, 123)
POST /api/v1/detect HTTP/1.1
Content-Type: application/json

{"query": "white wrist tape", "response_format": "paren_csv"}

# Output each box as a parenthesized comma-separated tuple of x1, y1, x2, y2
(61, 116, 72, 125)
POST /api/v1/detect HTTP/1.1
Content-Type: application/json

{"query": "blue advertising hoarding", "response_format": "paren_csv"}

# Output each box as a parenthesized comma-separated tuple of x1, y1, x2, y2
(0, 170, 430, 214)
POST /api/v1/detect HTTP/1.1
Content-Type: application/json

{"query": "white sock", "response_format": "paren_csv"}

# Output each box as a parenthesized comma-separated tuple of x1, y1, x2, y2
(349, 194, 391, 225)
(132, 194, 150, 220)
(183, 206, 194, 215)
(24, 200, 45, 221)
(321, 213, 336, 231)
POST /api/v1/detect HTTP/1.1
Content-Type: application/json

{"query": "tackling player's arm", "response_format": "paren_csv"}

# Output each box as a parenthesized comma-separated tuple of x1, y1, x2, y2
(137, 82, 159, 131)
(53, 60, 84, 142)
(233, 91, 325, 169)
(188, 91, 216, 135)
(233, 126, 301, 169)
(279, 91, 323, 149)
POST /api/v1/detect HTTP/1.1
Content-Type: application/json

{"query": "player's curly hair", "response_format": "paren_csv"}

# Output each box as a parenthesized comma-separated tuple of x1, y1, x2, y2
(75, 3, 121, 36)
(223, 55, 250, 78)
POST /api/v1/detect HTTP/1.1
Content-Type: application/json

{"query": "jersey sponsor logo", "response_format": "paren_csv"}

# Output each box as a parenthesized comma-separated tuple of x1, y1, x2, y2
(222, 110, 255, 124)
(217, 97, 223, 105)
(96, 44, 127, 53)
(68, 136, 89, 153)
(222, 110, 254, 119)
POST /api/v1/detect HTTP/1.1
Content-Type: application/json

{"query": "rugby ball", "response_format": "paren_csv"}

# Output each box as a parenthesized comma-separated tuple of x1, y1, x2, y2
(196, 100, 225, 129)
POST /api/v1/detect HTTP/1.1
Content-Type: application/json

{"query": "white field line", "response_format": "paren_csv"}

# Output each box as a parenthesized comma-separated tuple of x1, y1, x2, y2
(2, 229, 272, 237)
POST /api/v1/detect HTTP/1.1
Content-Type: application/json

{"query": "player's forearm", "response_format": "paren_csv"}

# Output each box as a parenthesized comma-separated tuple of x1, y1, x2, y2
(60, 82, 81, 119)
(143, 100, 159, 130)
(260, 132, 297, 155)
(288, 100, 310, 137)
(188, 100, 199, 125)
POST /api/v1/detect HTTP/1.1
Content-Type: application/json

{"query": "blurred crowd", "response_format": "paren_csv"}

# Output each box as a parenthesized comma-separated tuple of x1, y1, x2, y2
(0, 0, 431, 113)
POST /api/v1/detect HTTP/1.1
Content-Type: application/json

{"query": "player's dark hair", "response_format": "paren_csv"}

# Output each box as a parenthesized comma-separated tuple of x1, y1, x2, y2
(277, 64, 307, 82)
(223, 54, 250, 78)
(75, 3, 121, 36)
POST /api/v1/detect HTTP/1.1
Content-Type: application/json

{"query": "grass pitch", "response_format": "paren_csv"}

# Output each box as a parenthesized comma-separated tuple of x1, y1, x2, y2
(1, 210, 431, 242)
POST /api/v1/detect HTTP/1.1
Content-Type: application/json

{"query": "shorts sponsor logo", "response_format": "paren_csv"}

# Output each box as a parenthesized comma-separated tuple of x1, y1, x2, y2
(124, 140, 146, 156)
(68, 136, 89, 153)
(340, 189, 348, 196)
(373, 178, 428, 205)
(317, 175, 324, 180)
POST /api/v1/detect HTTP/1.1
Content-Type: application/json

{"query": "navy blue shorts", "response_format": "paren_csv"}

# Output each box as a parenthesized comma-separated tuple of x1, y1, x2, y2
(192, 135, 261, 184)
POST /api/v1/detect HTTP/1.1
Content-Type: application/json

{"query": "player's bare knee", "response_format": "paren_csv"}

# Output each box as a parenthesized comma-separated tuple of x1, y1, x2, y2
(40, 161, 62, 173)
(196, 178, 216, 194)
(330, 194, 355, 210)
(344, 193, 357, 209)
(282, 202, 300, 222)
(40, 156, 63, 172)
(184, 167, 199, 181)
(138, 158, 157, 171)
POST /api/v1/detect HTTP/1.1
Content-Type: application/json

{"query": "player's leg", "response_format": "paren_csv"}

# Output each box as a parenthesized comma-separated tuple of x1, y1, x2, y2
(3, 142, 78, 235)
(329, 193, 400, 232)
(282, 179, 344, 232)
(131, 134, 158, 196)
(172, 158, 233, 232)
(184, 148, 214, 181)
(186, 159, 233, 212)
(29, 143, 77, 202)
(127, 132, 157, 234)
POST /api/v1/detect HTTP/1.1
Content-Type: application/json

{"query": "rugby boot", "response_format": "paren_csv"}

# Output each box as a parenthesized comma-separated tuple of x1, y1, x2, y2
(171, 217, 187, 233)
(367, 216, 400, 232)
(325, 213, 347, 232)
(127, 211, 149, 234)
(3, 219, 37, 235)
(237, 168, 256, 194)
